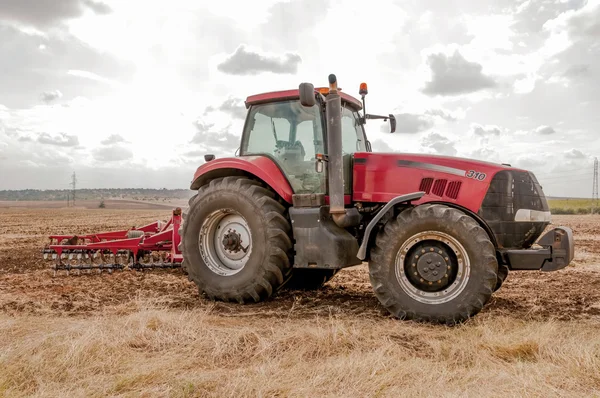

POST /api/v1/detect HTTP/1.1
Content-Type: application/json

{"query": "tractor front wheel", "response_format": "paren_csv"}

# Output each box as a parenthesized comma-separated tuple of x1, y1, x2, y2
(180, 176, 293, 303)
(494, 264, 509, 291)
(368, 204, 498, 325)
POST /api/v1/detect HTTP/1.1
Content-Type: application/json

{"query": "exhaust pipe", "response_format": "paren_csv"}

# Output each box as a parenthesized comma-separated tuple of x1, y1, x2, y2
(298, 74, 359, 229)
(325, 74, 345, 218)
(325, 74, 358, 228)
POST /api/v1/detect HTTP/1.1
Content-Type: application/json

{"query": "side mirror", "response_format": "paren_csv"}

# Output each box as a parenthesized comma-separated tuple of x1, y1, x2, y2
(204, 154, 215, 162)
(299, 82, 315, 107)
(389, 115, 396, 134)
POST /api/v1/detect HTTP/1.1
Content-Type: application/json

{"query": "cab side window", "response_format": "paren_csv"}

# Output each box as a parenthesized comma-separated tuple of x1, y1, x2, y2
(341, 106, 366, 154)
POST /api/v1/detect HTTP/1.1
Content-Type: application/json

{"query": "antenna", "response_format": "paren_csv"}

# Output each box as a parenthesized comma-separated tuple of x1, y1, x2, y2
(70, 172, 77, 207)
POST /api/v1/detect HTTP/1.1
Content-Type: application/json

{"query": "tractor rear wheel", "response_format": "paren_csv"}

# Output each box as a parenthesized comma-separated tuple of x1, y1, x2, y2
(368, 204, 498, 325)
(180, 176, 293, 303)
(283, 269, 339, 290)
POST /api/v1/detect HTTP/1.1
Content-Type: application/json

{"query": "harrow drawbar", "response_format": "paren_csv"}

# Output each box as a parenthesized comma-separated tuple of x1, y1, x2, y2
(42, 208, 184, 276)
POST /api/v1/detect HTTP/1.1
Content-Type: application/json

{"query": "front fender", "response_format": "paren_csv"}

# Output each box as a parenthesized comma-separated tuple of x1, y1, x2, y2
(190, 156, 294, 204)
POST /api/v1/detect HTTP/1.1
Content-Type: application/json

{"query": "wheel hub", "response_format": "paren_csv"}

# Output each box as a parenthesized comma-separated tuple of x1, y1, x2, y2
(222, 229, 243, 252)
(395, 231, 470, 305)
(416, 251, 448, 282)
(199, 209, 253, 276)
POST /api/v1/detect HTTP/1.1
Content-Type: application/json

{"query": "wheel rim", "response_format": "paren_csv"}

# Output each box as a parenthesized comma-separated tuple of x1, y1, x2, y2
(394, 231, 470, 305)
(199, 208, 253, 276)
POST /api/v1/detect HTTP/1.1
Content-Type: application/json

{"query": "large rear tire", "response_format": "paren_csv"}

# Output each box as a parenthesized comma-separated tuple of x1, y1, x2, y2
(368, 204, 498, 325)
(283, 269, 339, 290)
(180, 176, 293, 303)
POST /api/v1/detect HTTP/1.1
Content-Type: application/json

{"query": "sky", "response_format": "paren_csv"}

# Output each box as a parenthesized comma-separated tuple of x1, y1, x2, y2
(0, 0, 599, 197)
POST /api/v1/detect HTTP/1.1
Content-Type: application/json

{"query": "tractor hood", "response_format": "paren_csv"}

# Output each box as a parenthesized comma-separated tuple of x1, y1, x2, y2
(352, 151, 531, 213)
(352, 151, 550, 249)
(354, 151, 523, 183)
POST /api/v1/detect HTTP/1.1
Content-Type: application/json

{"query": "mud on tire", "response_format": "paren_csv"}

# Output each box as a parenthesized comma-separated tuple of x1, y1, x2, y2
(368, 204, 498, 325)
(180, 176, 293, 303)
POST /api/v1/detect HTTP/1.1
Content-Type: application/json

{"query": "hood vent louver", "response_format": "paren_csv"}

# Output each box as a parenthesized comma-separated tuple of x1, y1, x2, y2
(432, 179, 448, 197)
(420, 178, 462, 200)
(446, 181, 462, 199)
(419, 178, 434, 194)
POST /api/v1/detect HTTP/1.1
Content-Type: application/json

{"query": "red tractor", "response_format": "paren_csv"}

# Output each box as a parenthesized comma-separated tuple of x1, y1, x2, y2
(178, 74, 575, 324)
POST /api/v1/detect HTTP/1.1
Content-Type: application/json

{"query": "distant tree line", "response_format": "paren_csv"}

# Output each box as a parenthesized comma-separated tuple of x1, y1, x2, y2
(0, 188, 195, 201)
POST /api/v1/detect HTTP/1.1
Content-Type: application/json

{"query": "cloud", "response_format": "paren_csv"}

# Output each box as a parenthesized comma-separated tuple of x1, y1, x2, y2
(190, 121, 240, 154)
(467, 147, 503, 164)
(470, 123, 502, 136)
(424, 108, 458, 122)
(370, 139, 395, 152)
(422, 50, 496, 96)
(516, 155, 546, 169)
(421, 132, 457, 156)
(181, 150, 206, 158)
(535, 125, 556, 135)
(40, 90, 63, 104)
(37, 132, 79, 147)
(205, 98, 247, 120)
(0, 0, 111, 29)
(564, 148, 586, 159)
(92, 145, 133, 162)
(17, 136, 33, 142)
(381, 113, 434, 134)
(100, 134, 126, 145)
(563, 64, 590, 78)
(67, 69, 118, 86)
(565, 2, 600, 39)
(217, 45, 302, 75)
(81, 0, 111, 15)
(259, 0, 330, 49)
(0, 25, 136, 108)
(0, 141, 7, 160)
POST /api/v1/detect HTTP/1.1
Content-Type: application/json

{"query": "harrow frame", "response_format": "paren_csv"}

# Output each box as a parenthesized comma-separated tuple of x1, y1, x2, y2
(42, 208, 183, 275)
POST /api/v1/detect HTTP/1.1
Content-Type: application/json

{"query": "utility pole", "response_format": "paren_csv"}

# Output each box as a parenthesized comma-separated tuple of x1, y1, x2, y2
(70, 172, 77, 207)
(593, 157, 599, 213)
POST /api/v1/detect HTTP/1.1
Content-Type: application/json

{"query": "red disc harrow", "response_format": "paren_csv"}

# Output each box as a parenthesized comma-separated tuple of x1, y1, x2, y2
(42, 208, 184, 275)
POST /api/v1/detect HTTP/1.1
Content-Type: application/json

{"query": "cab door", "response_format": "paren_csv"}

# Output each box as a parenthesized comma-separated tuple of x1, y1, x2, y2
(240, 99, 327, 194)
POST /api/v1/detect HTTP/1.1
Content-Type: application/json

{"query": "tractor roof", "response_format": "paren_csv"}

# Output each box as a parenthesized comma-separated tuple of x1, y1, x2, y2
(245, 88, 363, 111)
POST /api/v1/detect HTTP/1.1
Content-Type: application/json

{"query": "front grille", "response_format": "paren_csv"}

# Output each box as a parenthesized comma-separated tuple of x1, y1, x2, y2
(479, 170, 549, 248)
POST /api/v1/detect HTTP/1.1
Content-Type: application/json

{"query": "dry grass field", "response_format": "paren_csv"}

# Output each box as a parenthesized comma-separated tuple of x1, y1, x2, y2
(1, 208, 600, 397)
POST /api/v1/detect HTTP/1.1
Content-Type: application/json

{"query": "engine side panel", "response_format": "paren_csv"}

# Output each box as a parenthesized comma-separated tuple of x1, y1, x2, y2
(190, 156, 294, 203)
(352, 152, 509, 213)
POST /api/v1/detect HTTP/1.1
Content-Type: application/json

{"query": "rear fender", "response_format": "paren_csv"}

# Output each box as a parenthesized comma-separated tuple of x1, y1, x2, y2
(190, 156, 294, 203)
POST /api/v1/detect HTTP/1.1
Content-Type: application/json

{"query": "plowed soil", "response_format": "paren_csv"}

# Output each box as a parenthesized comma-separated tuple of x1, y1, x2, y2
(1, 209, 600, 397)
(1, 209, 599, 321)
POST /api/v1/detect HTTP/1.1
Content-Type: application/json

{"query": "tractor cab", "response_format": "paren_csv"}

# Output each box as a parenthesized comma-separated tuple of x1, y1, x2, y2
(240, 88, 372, 195)
(201, 84, 395, 199)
